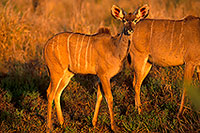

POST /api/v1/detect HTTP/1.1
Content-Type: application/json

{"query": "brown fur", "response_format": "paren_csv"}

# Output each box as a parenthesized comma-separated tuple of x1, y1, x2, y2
(44, 4, 149, 132)
(129, 15, 200, 116)
(44, 13, 131, 133)
(98, 27, 111, 35)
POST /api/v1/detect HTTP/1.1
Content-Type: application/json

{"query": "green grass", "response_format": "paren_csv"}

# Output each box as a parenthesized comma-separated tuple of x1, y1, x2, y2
(0, 63, 199, 132)
(0, 0, 200, 132)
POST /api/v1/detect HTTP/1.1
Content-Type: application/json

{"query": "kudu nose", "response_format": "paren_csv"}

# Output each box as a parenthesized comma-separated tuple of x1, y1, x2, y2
(126, 28, 134, 35)
(128, 29, 133, 33)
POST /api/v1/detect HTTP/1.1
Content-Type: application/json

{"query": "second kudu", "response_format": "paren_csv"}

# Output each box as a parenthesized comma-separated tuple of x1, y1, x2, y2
(128, 11, 200, 116)
(44, 5, 149, 131)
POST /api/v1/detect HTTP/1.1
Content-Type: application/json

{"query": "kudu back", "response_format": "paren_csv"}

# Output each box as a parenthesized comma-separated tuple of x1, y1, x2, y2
(129, 14, 200, 115)
(44, 5, 149, 132)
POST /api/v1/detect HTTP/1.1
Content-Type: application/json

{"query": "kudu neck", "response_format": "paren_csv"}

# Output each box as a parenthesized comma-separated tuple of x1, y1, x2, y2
(115, 28, 131, 61)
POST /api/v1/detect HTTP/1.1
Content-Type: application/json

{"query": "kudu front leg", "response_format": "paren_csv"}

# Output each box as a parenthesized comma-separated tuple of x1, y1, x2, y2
(178, 63, 195, 117)
(196, 66, 200, 81)
(92, 81, 103, 127)
(99, 76, 116, 131)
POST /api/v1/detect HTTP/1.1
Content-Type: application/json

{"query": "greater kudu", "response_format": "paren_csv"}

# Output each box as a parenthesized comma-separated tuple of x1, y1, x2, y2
(44, 5, 149, 131)
(128, 12, 200, 116)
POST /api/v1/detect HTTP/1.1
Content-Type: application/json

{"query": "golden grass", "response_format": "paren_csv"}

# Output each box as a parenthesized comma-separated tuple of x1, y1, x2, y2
(0, 0, 200, 74)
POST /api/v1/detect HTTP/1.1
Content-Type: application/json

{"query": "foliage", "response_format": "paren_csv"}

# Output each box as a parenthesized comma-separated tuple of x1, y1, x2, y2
(0, 0, 199, 132)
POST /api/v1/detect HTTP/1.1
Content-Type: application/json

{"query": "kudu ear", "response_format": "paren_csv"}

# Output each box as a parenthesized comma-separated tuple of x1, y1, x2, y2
(134, 4, 149, 24)
(111, 5, 126, 21)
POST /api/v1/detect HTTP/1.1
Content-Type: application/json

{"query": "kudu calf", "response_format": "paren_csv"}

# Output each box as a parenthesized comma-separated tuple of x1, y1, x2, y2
(128, 13, 200, 115)
(44, 5, 149, 131)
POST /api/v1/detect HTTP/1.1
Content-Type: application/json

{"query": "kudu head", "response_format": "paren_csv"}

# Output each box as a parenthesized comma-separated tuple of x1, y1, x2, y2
(111, 4, 149, 35)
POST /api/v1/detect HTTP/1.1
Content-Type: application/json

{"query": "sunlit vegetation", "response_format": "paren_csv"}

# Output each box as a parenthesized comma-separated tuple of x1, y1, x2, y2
(0, 0, 199, 132)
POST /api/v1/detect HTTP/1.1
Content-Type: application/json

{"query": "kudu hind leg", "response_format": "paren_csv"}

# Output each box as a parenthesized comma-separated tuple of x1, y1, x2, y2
(92, 81, 103, 127)
(133, 62, 152, 88)
(178, 63, 195, 117)
(47, 75, 63, 131)
(134, 60, 151, 114)
(54, 71, 74, 125)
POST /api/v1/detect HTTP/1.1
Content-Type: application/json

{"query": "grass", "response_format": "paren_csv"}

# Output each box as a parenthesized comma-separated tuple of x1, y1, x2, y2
(0, 0, 200, 132)
(1, 63, 199, 132)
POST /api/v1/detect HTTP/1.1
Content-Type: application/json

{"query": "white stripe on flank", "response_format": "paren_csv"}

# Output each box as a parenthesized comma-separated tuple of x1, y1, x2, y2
(149, 20, 154, 48)
(75, 34, 80, 67)
(179, 21, 184, 46)
(78, 35, 85, 69)
(166, 21, 170, 31)
(85, 37, 90, 70)
(169, 21, 175, 51)
(179, 21, 184, 53)
(51, 39, 55, 52)
(57, 36, 61, 61)
(67, 33, 73, 66)
(89, 39, 92, 68)
(56, 45, 61, 63)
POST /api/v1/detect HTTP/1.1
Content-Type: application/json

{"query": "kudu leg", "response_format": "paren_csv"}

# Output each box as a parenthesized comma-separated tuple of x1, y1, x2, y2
(178, 63, 195, 117)
(99, 76, 116, 131)
(54, 71, 74, 125)
(135, 63, 152, 114)
(47, 75, 63, 132)
(133, 54, 151, 114)
(132, 72, 136, 88)
(92, 81, 103, 127)
(47, 70, 74, 132)
(196, 66, 200, 81)
(133, 63, 152, 89)
(47, 82, 51, 98)
(47, 83, 53, 132)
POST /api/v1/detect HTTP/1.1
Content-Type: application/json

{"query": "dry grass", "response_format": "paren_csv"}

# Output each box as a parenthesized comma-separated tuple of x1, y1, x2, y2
(1, 0, 200, 71)
(0, 0, 200, 132)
